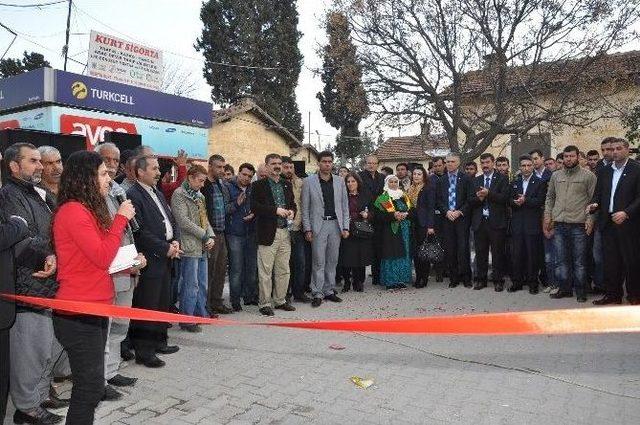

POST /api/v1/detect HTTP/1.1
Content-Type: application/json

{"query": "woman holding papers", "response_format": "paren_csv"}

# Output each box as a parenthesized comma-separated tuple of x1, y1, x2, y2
(52, 151, 142, 425)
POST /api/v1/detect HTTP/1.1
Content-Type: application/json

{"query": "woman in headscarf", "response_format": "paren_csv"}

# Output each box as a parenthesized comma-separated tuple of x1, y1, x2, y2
(407, 167, 435, 288)
(374, 175, 413, 289)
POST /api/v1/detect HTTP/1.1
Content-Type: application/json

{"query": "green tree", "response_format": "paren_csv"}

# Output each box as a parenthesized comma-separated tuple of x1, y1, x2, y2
(0, 51, 50, 78)
(195, 0, 304, 140)
(622, 105, 640, 145)
(317, 12, 369, 163)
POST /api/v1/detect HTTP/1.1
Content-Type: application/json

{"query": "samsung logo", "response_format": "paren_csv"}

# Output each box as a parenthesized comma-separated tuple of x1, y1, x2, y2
(165, 128, 176, 133)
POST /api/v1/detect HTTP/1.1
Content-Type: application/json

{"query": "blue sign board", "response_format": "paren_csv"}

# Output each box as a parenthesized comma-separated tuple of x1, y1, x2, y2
(0, 68, 48, 112)
(53, 70, 212, 128)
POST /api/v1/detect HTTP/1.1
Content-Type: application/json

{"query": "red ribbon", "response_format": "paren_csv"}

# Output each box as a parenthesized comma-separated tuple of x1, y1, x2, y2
(4, 294, 640, 335)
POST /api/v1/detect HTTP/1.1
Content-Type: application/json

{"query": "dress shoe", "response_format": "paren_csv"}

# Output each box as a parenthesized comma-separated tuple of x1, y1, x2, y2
(275, 303, 296, 311)
(435, 273, 443, 283)
(14, 408, 63, 425)
(354, 282, 364, 292)
(232, 303, 242, 312)
(473, 282, 487, 290)
(528, 286, 539, 295)
(576, 295, 587, 303)
(550, 290, 573, 299)
(507, 284, 522, 293)
(120, 348, 135, 361)
(40, 395, 69, 410)
(294, 294, 312, 303)
(448, 281, 459, 288)
(135, 355, 165, 368)
(592, 295, 622, 305)
(102, 385, 123, 401)
(589, 286, 606, 295)
(211, 305, 234, 314)
(325, 293, 342, 302)
(494, 282, 504, 292)
(341, 286, 351, 293)
(108, 374, 138, 387)
(156, 345, 179, 355)
(311, 298, 322, 307)
(462, 281, 472, 288)
(179, 323, 202, 333)
(259, 307, 275, 316)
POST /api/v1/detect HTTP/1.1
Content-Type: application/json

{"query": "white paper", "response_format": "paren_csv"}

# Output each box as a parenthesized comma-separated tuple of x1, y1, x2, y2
(109, 244, 138, 275)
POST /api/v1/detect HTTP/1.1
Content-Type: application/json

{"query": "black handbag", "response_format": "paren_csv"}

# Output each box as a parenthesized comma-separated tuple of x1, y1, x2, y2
(416, 235, 444, 264)
(350, 220, 374, 239)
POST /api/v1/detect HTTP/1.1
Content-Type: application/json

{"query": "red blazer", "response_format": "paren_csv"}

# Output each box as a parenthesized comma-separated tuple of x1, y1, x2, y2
(53, 201, 128, 304)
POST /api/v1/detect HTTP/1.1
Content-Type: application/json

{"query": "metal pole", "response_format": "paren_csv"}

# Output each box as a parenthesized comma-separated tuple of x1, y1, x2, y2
(63, 0, 72, 71)
(307, 111, 311, 146)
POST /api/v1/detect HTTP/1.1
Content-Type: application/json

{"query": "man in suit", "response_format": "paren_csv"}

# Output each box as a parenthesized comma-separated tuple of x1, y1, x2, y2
(508, 155, 547, 294)
(302, 151, 350, 307)
(530, 149, 552, 182)
(127, 156, 181, 368)
(436, 153, 473, 287)
(251, 154, 297, 316)
(358, 155, 386, 285)
(591, 137, 615, 294)
(588, 138, 640, 305)
(469, 153, 510, 291)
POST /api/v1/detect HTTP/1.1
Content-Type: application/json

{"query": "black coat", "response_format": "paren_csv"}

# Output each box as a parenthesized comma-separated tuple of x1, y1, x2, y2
(339, 192, 374, 268)
(127, 182, 180, 279)
(358, 171, 385, 200)
(591, 159, 640, 230)
(435, 171, 474, 217)
(469, 172, 510, 230)
(0, 177, 57, 300)
(251, 177, 296, 246)
(509, 174, 547, 235)
(413, 180, 436, 229)
(0, 213, 29, 329)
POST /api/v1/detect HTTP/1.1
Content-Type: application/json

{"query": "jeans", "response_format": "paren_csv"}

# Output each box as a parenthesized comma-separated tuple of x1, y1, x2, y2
(179, 256, 209, 317)
(226, 233, 258, 305)
(288, 231, 307, 298)
(53, 314, 108, 425)
(592, 227, 604, 290)
(553, 222, 588, 297)
(543, 235, 556, 285)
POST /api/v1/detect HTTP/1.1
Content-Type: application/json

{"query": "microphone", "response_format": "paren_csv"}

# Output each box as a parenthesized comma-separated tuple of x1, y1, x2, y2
(114, 191, 140, 233)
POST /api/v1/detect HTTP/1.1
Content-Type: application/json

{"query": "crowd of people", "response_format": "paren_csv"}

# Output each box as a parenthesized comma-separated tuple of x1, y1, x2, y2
(0, 135, 638, 424)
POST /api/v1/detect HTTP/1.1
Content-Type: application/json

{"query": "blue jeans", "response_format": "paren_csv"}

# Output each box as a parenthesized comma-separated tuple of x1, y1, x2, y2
(226, 233, 258, 305)
(543, 235, 555, 285)
(289, 231, 307, 298)
(553, 223, 588, 297)
(179, 256, 208, 317)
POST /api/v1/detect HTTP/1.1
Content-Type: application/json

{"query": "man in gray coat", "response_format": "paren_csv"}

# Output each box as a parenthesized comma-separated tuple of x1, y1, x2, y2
(302, 151, 350, 307)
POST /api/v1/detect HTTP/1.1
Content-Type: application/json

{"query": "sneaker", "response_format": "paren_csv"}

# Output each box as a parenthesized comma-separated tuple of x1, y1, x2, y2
(259, 307, 275, 316)
(311, 298, 322, 307)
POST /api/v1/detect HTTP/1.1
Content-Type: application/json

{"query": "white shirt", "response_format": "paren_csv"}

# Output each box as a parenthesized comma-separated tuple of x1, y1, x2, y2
(609, 159, 628, 213)
(534, 167, 545, 179)
(139, 181, 174, 240)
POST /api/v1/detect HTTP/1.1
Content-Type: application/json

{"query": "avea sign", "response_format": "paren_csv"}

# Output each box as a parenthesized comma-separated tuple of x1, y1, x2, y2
(60, 114, 137, 148)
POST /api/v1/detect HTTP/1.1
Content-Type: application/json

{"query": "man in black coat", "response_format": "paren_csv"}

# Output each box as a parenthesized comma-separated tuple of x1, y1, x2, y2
(0, 210, 29, 423)
(508, 155, 547, 294)
(251, 154, 297, 316)
(469, 153, 510, 291)
(127, 156, 181, 368)
(358, 155, 386, 285)
(589, 138, 640, 305)
(436, 153, 474, 287)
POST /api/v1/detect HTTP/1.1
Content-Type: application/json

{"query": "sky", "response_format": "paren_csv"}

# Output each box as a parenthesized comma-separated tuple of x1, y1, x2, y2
(0, 0, 352, 149)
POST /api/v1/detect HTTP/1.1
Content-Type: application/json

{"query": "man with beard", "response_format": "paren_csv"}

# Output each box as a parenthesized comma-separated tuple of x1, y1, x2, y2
(396, 163, 411, 191)
(37, 146, 63, 197)
(495, 157, 510, 178)
(0, 143, 62, 424)
(545, 145, 596, 303)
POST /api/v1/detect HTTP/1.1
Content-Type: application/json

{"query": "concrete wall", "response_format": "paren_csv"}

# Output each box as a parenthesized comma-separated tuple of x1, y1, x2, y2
(290, 146, 319, 174)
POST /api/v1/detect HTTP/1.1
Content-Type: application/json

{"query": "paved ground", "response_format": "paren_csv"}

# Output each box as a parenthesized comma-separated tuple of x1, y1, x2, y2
(5, 278, 640, 425)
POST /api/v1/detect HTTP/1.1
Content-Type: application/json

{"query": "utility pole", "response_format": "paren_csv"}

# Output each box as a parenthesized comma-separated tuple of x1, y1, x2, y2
(307, 111, 311, 146)
(63, 0, 72, 71)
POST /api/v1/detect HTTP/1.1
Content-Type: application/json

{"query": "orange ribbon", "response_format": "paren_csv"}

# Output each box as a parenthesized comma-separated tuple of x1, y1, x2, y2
(3, 294, 640, 335)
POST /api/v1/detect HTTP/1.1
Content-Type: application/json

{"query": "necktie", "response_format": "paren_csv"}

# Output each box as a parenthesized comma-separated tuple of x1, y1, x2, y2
(448, 174, 456, 210)
(483, 176, 490, 217)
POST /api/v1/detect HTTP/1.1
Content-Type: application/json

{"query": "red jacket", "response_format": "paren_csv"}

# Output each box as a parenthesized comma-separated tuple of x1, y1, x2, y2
(53, 201, 128, 304)
(161, 164, 187, 202)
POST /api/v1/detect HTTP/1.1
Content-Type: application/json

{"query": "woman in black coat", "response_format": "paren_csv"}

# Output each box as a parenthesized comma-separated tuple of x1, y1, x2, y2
(338, 173, 373, 292)
(407, 167, 435, 288)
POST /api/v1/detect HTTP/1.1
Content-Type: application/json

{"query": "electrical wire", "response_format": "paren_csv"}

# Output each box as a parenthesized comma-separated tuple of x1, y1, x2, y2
(0, 1, 66, 7)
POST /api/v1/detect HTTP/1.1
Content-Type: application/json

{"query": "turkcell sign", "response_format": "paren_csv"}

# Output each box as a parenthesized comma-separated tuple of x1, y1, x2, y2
(0, 68, 48, 112)
(54, 70, 212, 128)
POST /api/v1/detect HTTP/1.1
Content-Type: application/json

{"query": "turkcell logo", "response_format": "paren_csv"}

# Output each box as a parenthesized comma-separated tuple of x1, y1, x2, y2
(70, 81, 135, 105)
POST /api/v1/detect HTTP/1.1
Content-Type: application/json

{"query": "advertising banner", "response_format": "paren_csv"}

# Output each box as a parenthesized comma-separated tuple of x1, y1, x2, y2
(0, 68, 49, 113)
(0, 107, 54, 132)
(54, 70, 212, 128)
(87, 30, 163, 90)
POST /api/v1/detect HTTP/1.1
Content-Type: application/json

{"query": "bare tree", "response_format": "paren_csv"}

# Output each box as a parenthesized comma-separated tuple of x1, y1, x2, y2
(335, 0, 640, 160)
(161, 61, 203, 97)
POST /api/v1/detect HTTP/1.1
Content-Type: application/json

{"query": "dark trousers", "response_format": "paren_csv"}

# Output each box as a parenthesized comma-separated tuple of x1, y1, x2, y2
(442, 217, 471, 283)
(207, 233, 228, 308)
(474, 219, 506, 283)
(342, 267, 365, 291)
(511, 233, 542, 286)
(413, 226, 431, 281)
(130, 261, 171, 359)
(602, 222, 640, 301)
(288, 231, 307, 299)
(53, 314, 108, 425)
(1, 328, 8, 423)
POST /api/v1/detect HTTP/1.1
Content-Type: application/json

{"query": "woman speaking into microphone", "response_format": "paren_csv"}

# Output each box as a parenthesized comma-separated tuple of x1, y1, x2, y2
(52, 151, 140, 424)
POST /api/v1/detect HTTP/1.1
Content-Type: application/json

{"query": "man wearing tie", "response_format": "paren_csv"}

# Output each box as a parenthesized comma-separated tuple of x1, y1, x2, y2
(470, 153, 510, 291)
(588, 138, 640, 305)
(436, 153, 473, 288)
(127, 156, 181, 368)
(508, 155, 547, 294)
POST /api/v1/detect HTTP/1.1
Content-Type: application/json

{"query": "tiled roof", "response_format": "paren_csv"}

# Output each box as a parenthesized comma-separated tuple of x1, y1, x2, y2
(374, 134, 449, 161)
(453, 50, 640, 96)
